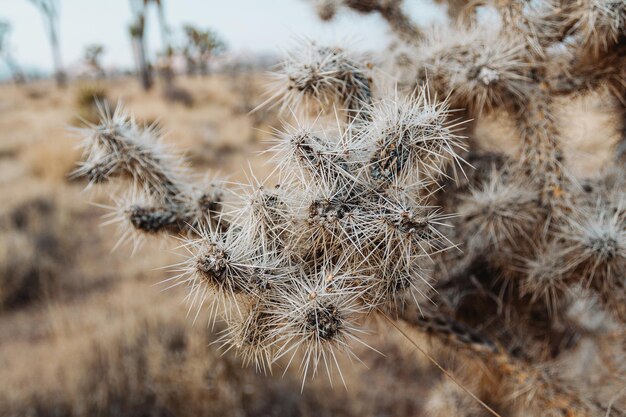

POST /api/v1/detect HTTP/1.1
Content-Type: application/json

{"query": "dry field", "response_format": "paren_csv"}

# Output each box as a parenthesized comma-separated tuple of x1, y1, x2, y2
(0, 75, 618, 417)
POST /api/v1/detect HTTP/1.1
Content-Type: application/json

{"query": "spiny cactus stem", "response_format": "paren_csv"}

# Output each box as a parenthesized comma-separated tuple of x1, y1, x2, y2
(397, 307, 609, 417)
(342, 0, 421, 43)
(548, 46, 626, 97)
(515, 86, 568, 210)
(95, 127, 183, 200)
(617, 108, 626, 164)
(375, 1, 421, 43)
(344, 69, 374, 124)
(380, 311, 503, 417)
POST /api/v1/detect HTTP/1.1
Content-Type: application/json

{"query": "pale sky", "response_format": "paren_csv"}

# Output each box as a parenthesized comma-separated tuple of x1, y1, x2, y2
(0, 0, 445, 75)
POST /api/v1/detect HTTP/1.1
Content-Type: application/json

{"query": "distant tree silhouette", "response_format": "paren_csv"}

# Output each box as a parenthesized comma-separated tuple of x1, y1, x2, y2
(0, 20, 25, 84)
(84, 44, 105, 78)
(128, 0, 175, 90)
(28, 0, 65, 87)
(129, 0, 153, 90)
(182, 25, 226, 76)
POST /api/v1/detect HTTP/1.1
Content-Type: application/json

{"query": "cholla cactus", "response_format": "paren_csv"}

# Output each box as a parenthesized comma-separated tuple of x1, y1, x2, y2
(75, 1, 626, 415)
(265, 41, 373, 121)
(73, 104, 223, 243)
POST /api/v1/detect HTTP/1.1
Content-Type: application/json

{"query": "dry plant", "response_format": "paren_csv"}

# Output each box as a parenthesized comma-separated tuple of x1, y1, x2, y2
(0, 188, 80, 310)
(182, 25, 227, 76)
(74, 83, 110, 124)
(83, 44, 106, 79)
(74, 1, 625, 416)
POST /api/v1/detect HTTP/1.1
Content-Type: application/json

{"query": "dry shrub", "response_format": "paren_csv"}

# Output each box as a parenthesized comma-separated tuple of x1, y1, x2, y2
(74, 83, 109, 124)
(19, 136, 80, 182)
(0, 302, 324, 417)
(162, 84, 194, 107)
(0, 189, 79, 309)
(25, 87, 49, 100)
(0, 297, 442, 417)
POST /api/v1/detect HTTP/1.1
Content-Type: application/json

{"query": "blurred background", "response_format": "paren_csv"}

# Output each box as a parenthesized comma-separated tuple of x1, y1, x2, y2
(0, 1, 617, 416)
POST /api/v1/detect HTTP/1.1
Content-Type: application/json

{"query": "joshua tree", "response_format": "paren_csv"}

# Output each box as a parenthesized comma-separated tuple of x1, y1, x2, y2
(129, 0, 175, 89)
(128, 0, 153, 90)
(83, 44, 105, 78)
(0, 20, 25, 84)
(152, 0, 171, 55)
(75, 1, 625, 416)
(182, 25, 226, 76)
(151, 0, 178, 87)
(28, 0, 65, 87)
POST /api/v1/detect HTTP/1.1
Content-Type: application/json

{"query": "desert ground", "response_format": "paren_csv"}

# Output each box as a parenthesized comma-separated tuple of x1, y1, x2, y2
(0, 74, 619, 417)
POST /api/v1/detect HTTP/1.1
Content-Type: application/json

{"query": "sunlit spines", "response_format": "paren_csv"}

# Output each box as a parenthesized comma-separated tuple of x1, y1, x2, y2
(458, 168, 544, 255)
(556, 199, 626, 319)
(76, 104, 227, 238)
(366, 189, 456, 258)
(217, 298, 278, 373)
(291, 178, 367, 261)
(230, 182, 292, 254)
(270, 265, 371, 384)
(77, 153, 118, 186)
(109, 183, 225, 243)
(357, 89, 467, 186)
(97, 188, 175, 253)
(171, 225, 279, 325)
(188, 180, 225, 230)
(266, 40, 373, 120)
(74, 103, 187, 200)
(414, 24, 531, 115)
(269, 122, 359, 190)
(568, 0, 626, 57)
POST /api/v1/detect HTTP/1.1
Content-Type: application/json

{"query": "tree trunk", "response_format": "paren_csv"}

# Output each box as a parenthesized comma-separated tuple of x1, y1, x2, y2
(1, 45, 26, 84)
(200, 52, 210, 77)
(4, 55, 26, 84)
(132, 35, 153, 91)
(48, 18, 66, 87)
(156, 2, 169, 53)
(155, 2, 174, 88)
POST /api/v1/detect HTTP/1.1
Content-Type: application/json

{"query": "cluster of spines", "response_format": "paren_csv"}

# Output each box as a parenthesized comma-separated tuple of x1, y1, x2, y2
(378, 0, 625, 314)
(264, 41, 373, 121)
(412, 24, 532, 115)
(78, 71, 463, 382)
(73, 103, 224, 246)
(523, 197, 626, 320)
(567, 0, 626, 56)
